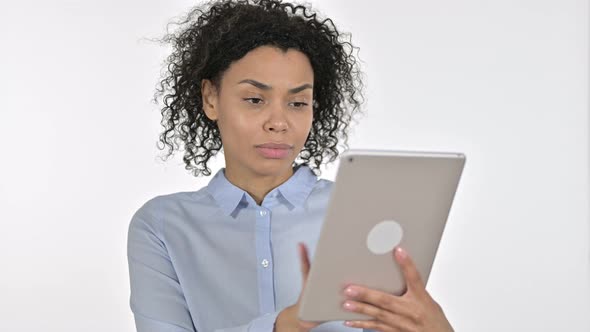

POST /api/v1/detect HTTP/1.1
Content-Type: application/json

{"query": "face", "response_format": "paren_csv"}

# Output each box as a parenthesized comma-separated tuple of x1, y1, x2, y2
(201, 45, 314, 178)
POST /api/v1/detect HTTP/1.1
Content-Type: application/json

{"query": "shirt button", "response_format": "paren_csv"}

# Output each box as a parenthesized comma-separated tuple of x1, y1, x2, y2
(261, 259, 269, 268)
(259, 210, 267, 216)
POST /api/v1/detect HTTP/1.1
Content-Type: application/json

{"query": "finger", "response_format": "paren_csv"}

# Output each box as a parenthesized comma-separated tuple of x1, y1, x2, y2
(342, 285, 416, 319)
(344, 319, 395, 331)
(393, 247, 425, 293)
(342, 300, 424, 331)
(298, 243, 311, 283)
(343, 315, 405, 332)
(342, 299, 416, 331)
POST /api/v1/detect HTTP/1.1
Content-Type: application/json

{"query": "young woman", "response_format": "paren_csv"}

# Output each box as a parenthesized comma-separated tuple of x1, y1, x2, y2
(127, 1, 454, 331)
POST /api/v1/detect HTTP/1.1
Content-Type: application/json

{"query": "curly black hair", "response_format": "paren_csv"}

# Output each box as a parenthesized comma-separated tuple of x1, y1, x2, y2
(152, 0, 364, 176)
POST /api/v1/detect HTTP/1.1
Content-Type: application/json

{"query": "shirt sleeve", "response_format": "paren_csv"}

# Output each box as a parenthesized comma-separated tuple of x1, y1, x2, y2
(127, 203, 197, 331)
(213, 312, 279, 332)
(127, 203, 283, 332)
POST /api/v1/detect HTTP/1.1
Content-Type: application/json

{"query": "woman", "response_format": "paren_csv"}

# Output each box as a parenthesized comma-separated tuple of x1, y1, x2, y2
(127, 0, 454, 331)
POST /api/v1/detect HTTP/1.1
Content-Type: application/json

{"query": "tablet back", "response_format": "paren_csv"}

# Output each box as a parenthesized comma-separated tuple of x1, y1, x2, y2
(298, 149, 466, 322)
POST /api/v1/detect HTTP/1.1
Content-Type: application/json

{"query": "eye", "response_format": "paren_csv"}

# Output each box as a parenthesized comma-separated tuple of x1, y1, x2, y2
(244, 97, 264, 105)
(290, 102, 309, 108)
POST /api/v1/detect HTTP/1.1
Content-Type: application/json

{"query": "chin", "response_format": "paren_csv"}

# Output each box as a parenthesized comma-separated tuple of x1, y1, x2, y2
(251, 156, 296, 176)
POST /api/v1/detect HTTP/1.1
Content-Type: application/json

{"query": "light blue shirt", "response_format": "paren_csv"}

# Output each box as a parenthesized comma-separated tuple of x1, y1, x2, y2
(127, 164, 368, 332)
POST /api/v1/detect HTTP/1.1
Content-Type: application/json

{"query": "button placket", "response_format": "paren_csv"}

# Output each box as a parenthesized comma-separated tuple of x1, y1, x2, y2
(255, 206, 275, 313)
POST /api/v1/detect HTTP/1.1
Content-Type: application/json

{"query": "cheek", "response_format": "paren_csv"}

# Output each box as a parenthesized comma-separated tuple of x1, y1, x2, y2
(301, 112, 314, 134)
(217, 108, 259, 145)
(294, 113, 314, 146)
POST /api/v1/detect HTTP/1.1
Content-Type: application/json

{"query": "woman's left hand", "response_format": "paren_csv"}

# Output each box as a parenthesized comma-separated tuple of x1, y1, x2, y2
(341, 247, 454, 332)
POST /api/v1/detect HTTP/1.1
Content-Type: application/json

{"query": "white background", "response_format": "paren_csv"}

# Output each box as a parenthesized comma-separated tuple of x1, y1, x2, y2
(0, 0, 588, 331)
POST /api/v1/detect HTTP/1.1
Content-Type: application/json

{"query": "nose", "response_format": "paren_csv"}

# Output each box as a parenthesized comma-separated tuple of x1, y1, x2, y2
(263, 105, 288, 133)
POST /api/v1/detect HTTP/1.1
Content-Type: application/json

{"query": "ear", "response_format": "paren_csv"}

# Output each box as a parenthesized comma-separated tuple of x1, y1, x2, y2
(201, 79, 219, 121)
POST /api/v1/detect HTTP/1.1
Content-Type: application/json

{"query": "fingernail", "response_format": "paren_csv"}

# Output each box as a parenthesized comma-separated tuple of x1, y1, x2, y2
(343, 301, 356, 311)
(396, 247, 407, 259)
(345, 287, 358, 296)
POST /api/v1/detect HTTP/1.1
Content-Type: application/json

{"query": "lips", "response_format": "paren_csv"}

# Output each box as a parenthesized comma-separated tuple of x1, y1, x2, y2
(255, 142, 293, 159)
(256, 143, 293, 149)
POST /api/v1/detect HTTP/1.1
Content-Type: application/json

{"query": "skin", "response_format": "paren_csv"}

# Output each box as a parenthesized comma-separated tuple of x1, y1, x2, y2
(201, 45, 454, 332)
(201, 45, 314, 205)
(277, 245, 454, 332)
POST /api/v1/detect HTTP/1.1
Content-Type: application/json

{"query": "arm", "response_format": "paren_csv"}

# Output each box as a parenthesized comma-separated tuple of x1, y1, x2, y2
(127, 204, 282, 332)
(127, 205, 196, 331)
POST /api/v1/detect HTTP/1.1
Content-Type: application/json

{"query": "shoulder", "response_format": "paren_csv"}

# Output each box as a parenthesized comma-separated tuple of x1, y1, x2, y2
(128, 187, 212, 233)
(311, 178, 334, 195)
(134, 189, 202, 215)
(304, 177, 334, 209)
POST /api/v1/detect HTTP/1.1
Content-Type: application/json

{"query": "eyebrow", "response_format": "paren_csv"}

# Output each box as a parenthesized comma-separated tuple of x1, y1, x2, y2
(237, 79, 313, 94)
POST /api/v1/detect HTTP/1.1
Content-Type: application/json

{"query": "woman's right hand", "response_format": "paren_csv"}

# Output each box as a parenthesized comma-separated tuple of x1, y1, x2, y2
(274, 243, 321, 332)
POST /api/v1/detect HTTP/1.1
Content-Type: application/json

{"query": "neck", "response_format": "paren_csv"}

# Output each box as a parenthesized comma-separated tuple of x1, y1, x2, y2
(224, 164, 295, 206)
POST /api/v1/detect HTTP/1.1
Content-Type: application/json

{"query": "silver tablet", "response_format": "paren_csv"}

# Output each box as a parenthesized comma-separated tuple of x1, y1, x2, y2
(298, 149, 466, 322)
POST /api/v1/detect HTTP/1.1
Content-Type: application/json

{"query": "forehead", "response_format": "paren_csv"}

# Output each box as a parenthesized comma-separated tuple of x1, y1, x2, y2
(222, 45, 314, 88)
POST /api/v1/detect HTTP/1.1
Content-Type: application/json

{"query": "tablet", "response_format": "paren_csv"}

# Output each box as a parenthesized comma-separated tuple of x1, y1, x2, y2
(298, 149, 466, 322)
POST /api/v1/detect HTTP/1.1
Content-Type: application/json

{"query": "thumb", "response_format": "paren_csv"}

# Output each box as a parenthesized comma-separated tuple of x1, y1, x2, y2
(394, 246, 425, 294)
(296, 243, 321, 330)
(298, 243, 311, 288)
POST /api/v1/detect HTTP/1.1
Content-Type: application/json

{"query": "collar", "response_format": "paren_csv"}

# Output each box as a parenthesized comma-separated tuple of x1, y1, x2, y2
(206, 164, 318, 217)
